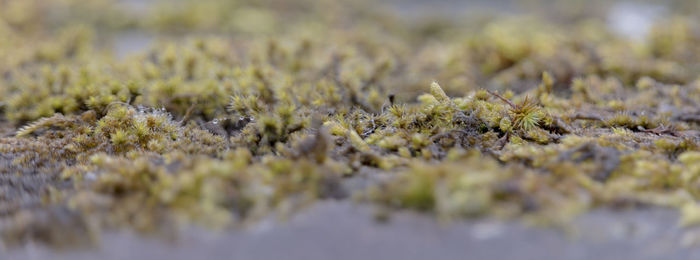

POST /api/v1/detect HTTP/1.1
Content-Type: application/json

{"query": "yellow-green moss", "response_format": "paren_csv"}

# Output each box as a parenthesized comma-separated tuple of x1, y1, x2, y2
(1, 0, 700, 248)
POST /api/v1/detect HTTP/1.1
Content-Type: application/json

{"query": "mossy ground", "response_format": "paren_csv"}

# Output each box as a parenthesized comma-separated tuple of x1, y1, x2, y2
(0, 0, 700, 249)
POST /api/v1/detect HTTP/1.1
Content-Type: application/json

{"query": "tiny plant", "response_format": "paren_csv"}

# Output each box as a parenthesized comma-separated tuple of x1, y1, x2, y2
(487, 90, 543, 131)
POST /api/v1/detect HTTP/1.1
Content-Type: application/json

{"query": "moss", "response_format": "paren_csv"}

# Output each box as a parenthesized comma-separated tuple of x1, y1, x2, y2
(1, 0, 700, 248)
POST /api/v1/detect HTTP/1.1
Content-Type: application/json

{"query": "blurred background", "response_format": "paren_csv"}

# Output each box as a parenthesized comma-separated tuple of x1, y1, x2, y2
(2, 0, 699, 97)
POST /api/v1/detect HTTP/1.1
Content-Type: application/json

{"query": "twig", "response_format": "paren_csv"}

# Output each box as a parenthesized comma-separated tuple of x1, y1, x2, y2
(570, 113, 604, 121)
(638, 125, 678, 136)
(487, 90, 516, 109)
(178, 102, 197, 125)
